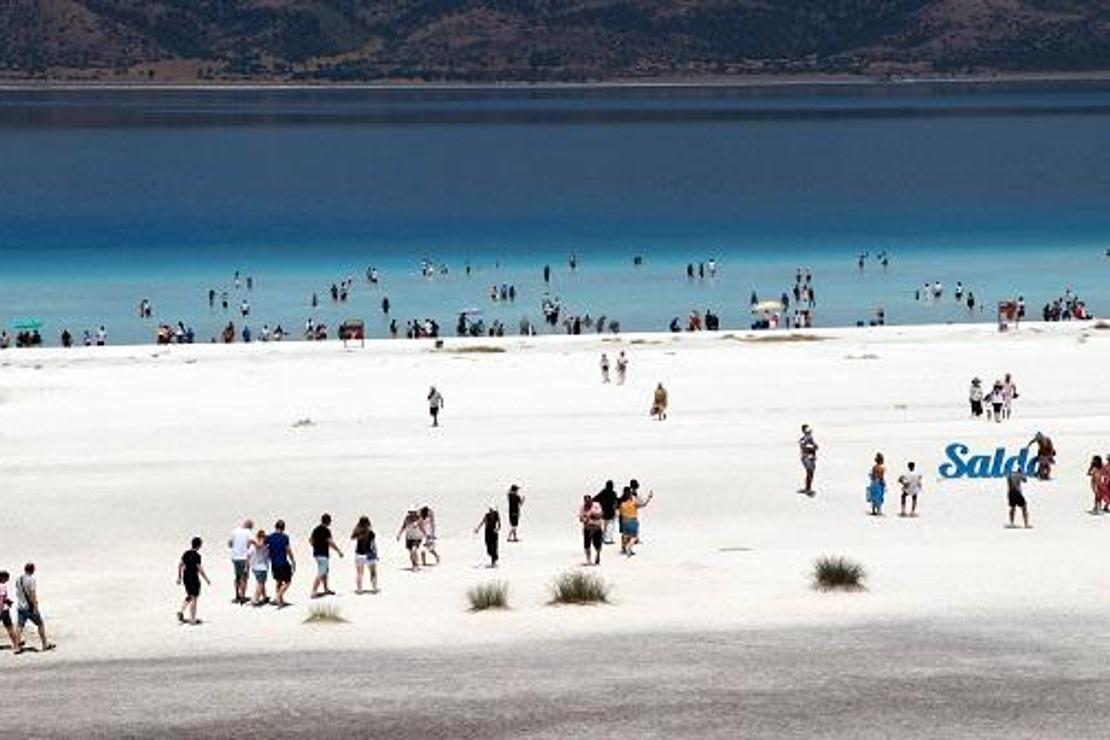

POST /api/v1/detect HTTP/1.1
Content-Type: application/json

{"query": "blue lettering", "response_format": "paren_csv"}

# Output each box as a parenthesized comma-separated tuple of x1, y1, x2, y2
(939, 443, 968, 479)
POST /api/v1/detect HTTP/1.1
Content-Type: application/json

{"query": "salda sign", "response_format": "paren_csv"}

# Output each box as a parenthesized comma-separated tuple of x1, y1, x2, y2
(938, 443, 1038, 479)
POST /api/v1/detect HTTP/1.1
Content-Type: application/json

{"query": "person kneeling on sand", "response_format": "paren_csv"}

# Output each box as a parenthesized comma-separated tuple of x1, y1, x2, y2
(898, 462, 922, 517)
(177, 540, 211, 626)
(579, 495, 605, 566)
(651, 383, 668, 420)
(867, 453, 886, 516)
(1006, 469, 1032, 528)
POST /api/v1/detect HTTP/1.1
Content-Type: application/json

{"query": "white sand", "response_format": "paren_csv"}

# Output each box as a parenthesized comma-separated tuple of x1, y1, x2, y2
(1, 321, 1107, 665)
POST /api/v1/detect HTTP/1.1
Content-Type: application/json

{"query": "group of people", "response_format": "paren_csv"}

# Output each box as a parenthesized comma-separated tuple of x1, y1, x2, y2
(968, 373, 1019, 421)
(0, 564, 53, 654)
(685, 259, 718, 279)
(579, 480, 655, 564)
(863, 454, 923, 517)
(599, 352, 629, 385)
(670, 309, 721, 332)
(1042, 287, 1092, 321)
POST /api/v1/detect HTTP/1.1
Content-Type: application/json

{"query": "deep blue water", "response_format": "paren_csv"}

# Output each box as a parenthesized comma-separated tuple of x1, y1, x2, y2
(0, 82, 1108, 343)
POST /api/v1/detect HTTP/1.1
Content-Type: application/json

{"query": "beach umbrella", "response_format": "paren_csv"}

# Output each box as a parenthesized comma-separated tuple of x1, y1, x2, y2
(751, 300, 784, 313)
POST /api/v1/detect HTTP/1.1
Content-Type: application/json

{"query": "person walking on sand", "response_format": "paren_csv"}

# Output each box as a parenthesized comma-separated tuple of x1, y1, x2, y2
(600, 353, 611, 383)
(507, 484, 524, 542)
(474, 506, 501, 568)
(351, 516, 379, 594)
(0, 571, 20, 651)
(398, 511, 424, 571)
(988, 380, 1004, 422)
(616, 352, 629, 385)
(618, 486, 653, 556)
(1087, 456, 1107, 514)
(177, 540, 210, 626)
(228, 518, 253, 605)
(579, 495, 604, 566)
(310, 513, 344, 599)
(247, 529, 270, 606)
(867, 453, 886, 516)
(799, 424, 818, 495)
(265, 520, 295, 608)
(969, 378, 984, 418)
(428, 386, 444, 427)
(418, 506, 441, 566)
(1002, 373, 1018, 420)
(593, 480, 619, 545)
(651, 383, 668, 420)
(1006, 469, 1032, 528)
(898, 461, 922, 517)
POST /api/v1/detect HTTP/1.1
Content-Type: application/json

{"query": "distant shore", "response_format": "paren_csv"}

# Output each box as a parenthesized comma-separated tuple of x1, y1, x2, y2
(5, 70, 1110, 92)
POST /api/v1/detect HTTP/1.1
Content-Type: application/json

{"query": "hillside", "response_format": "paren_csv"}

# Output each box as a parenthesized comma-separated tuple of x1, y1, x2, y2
(3, 1, 1110, 82)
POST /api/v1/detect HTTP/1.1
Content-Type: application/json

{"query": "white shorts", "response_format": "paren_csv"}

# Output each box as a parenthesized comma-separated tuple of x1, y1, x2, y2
(355, 554, 378, 566)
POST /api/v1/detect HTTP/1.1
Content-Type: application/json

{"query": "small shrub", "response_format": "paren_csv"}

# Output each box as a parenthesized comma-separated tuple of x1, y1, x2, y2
(1094, 320, 1110, 330)
(551, 571, 610, 604)
(813, 556, 866, 591)
(467, 581, 510, 611)
(304, 603, 347, 624)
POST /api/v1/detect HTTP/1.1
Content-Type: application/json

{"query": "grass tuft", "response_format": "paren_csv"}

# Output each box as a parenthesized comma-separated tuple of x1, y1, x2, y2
(813, 555, 866, 591)
(303, 603, 347, 624)
(551, 571, 610, 605)
(467, 581, 510, 611)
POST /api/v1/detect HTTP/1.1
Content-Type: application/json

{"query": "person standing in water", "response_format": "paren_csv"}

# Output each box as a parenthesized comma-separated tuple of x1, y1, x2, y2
(579, 495, 604, 566)
(867, 453, 886, 516)
(177, 539, 210, 626)
(600, 353, 611, 383)
(898, 462, 922, 517)
(351, 516, 379, 594)
(474, 507, 501, 568)
(799, 425, 818, 496)
(507, 485, 524, 542)
(428, 386, 444, 427)
(1006, 469, 1032, 528)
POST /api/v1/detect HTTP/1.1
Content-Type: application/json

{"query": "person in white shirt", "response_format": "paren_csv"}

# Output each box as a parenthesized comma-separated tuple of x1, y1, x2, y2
(898, 462, 923, 517)
(1001, 373, 1018, 420)
(228, 519, 254, 605)
(247, 529, 270, 606)
(969, 378, 984, 418)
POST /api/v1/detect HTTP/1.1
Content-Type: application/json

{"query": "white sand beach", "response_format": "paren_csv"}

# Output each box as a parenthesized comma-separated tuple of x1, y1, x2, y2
(1, 321, 1108, 668)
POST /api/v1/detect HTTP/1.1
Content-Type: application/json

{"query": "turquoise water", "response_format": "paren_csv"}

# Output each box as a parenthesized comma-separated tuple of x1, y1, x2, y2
(0, 82, 1108, 342)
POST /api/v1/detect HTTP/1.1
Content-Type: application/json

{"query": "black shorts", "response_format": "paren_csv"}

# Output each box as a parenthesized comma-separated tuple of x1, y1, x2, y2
(184, 576, 201, 598)
(583, 527, 603, 551)
(1008, 490, 1027, 508)
(509, 511, 520, 527)
(272, 563, 293, 584)
(0, 609, 10, 628)
(970, 399, 983, 415)
(992, 403, 1003, 414)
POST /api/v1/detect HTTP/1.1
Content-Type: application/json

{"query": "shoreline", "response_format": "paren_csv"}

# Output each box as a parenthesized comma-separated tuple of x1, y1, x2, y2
(5, 70, 1110, 92)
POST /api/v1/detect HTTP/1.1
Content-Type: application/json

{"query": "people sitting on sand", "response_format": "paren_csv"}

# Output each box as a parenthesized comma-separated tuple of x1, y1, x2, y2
(651, 383, 668, 420)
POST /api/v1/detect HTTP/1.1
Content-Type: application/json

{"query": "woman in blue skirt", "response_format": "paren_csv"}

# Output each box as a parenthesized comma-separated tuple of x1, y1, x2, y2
(868, 453, 886, 516)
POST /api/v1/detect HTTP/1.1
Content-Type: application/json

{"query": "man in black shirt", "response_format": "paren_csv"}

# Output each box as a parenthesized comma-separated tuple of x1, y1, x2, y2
(593, 481, 618, 545)
(310, 514, 344, 599)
